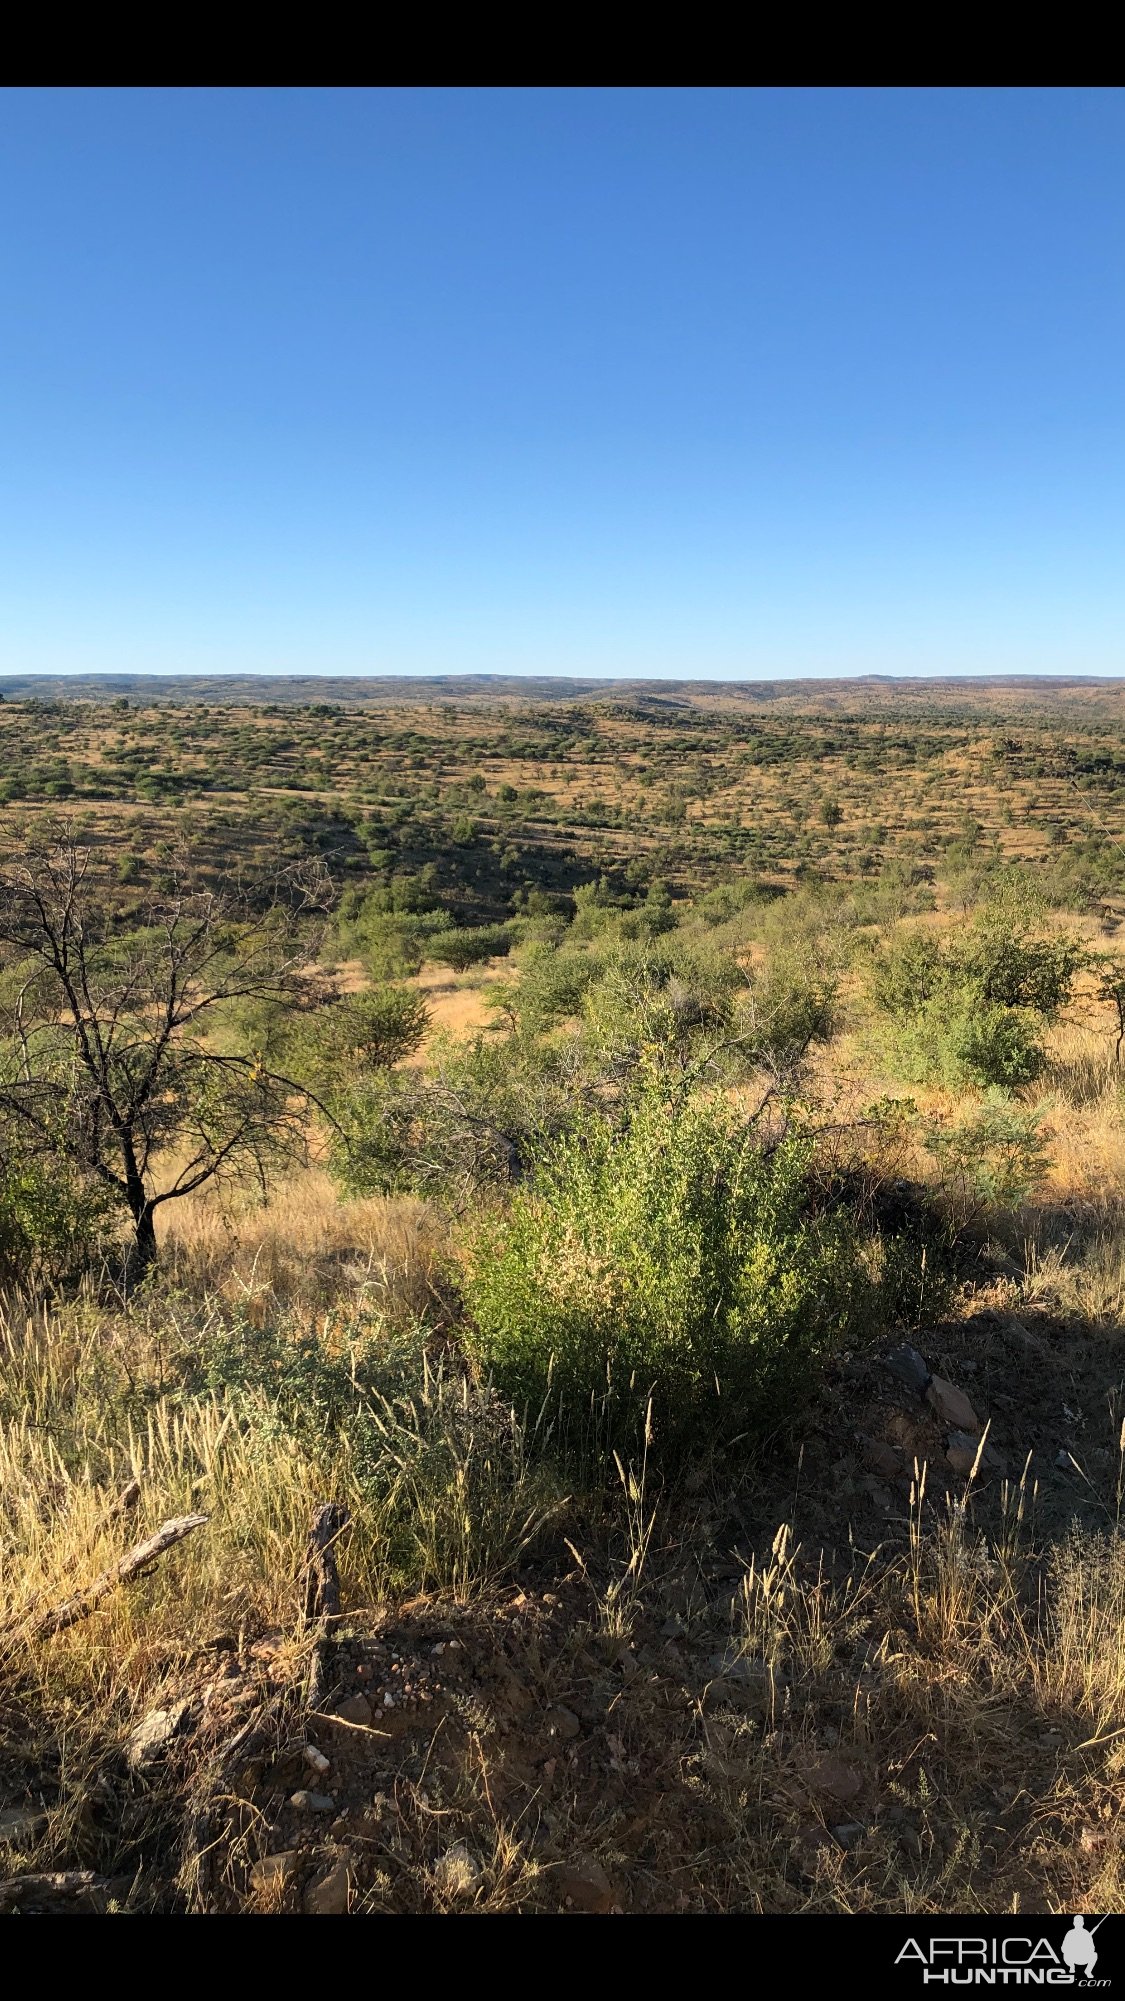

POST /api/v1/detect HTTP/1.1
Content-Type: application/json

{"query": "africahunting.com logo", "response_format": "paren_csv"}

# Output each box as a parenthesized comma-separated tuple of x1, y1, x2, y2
(895, 1918, 1112, 1985)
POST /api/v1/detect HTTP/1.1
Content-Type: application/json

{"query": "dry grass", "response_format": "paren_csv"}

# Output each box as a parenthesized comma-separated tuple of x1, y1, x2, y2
(155, 1170, 447, 1322)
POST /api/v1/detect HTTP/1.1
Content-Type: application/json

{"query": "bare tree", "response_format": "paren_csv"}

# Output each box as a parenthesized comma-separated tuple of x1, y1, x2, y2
(0, 827, 333, 1276)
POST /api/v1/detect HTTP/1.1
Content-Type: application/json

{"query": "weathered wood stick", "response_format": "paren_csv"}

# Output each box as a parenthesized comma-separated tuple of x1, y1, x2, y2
(0, 1870, 134, 1908)
(5, 1513, 209, 1646)
(300, 1501, 348, 1629)
(301, 1501, 349, 1711)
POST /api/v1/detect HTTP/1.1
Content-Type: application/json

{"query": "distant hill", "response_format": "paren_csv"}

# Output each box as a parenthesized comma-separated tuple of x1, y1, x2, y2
(1, 671, 1124, 710)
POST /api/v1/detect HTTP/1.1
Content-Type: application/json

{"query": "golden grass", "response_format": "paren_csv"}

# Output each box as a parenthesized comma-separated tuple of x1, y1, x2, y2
(155, 1169, 446, 1322)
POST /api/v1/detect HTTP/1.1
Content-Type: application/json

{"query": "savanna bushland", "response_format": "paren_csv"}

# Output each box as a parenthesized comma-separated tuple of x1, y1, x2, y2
(4, 672, 1125, 1914)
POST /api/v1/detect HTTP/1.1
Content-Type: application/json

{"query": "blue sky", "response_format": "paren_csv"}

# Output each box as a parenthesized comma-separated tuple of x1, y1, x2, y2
(2, 86, 1124, 680)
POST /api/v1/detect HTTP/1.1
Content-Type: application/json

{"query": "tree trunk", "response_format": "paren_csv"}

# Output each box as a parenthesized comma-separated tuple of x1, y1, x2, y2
(123, 1191, 157, 1282)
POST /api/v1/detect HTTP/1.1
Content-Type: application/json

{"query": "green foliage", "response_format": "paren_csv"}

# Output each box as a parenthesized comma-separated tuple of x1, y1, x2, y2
(288, 986, 429, 1096)
(487, 939, 601, 1032)
(924, 1097, 1050, 1208)
(462, 1085, 876, 1465)
(944, 1002, 1046, 1089)
(330, 1028, 580, 1199)
(872, 932, 947, 1018)
(427, 923, 513, 971)
(959, 927, 1082, 1017)
(872, 913, 1082, 1090)
(0, 1153, 119, 1290)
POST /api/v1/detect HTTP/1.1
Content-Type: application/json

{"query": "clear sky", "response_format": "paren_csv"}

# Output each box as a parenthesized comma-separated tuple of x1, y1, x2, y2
(3, 86, 1125, 681)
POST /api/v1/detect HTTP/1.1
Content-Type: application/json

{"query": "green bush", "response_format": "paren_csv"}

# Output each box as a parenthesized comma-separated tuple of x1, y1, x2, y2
(924, 1097, 1050, 1208)
(288, 986, 430, 1095)
(462, 1086, 874, 1465)
(871, 915, 1081, 1090)
(0, 1155, 119, 1291)
(428, 924, 513, 971)
(946, 1001, 1045, 1089)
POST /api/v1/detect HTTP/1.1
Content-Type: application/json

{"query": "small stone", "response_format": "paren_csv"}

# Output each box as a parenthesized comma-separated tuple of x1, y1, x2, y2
(832, 1821, 866, 1849)
(303, 1744, 331, 1776)
(885, 1343, 931, 1395)
(0, 1807, 47, 1845)
(946, 1441, 979, 1478)
(250, 1850, 299, 1894)
(125, 1698, 193, 1771)
(304, 1856, 352, 1915)
(556, 1858, 615, 1913)
(334, 1693, 372, 1727)
(290, 1790, 335, 1813)
(926, 1375, 981, 1434)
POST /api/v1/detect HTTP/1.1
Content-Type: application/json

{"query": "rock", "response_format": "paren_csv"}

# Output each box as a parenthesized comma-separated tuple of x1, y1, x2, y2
(334, 1693, 372, 1727)
(250, 1850, 299, 1894)
(885, 1344, 931, 1395)
(859, 1434, 906, 1480)
(946, 1439, 980, 1478)
(290, 1790, 336, 1813)
(304, 1856, 353, 1914)
(832, 1821, 866, 1849)
(555, 1857, 615, 1913)
(946, 1428, 1007, 1479)
(926, 1375, 981, 1434)
(543, 1705, 581, 1743)
(0, 1807, 47, 1845)
(802, 1754, 863, 1804)
(304, 1744, 331, 1776)
(434, 1840, 480, 1898)
(125, 1698, 193, 1771)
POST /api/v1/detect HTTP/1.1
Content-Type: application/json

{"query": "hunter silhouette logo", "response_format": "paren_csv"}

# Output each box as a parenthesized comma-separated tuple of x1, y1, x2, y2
(895, 1917, 1112, 1984)
(1062, 1919, 1107, 1979)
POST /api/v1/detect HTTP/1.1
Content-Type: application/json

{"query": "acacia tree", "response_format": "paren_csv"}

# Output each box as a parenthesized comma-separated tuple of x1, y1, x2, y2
(0, 828, 335, 1275)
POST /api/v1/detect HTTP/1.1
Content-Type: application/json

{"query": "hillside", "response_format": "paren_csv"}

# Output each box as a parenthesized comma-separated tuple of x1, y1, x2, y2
(2, 684, 1125, 1915)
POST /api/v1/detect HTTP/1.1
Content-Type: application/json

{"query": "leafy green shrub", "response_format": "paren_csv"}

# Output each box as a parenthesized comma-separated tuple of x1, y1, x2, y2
(872, 916, 1081, 1089)
(958, 928, 1083, 1017)
(288, 986, 429, 1094)
(0, 1155, 119, 1291)
(945, 1002, 1045, 1089)
(488, 940, 602, 1031)
(872, 932, 947, 1018)
(924, 1097, 1050, 1208)
(330, 1029, 580, 1199)
(462, 1086, 875, 1465)
(428, 924, 513, 971)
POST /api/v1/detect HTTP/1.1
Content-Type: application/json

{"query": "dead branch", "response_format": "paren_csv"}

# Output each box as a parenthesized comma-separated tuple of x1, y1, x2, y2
(5, 1513, 209, 1647)
(0, 1871, 135, 1910)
